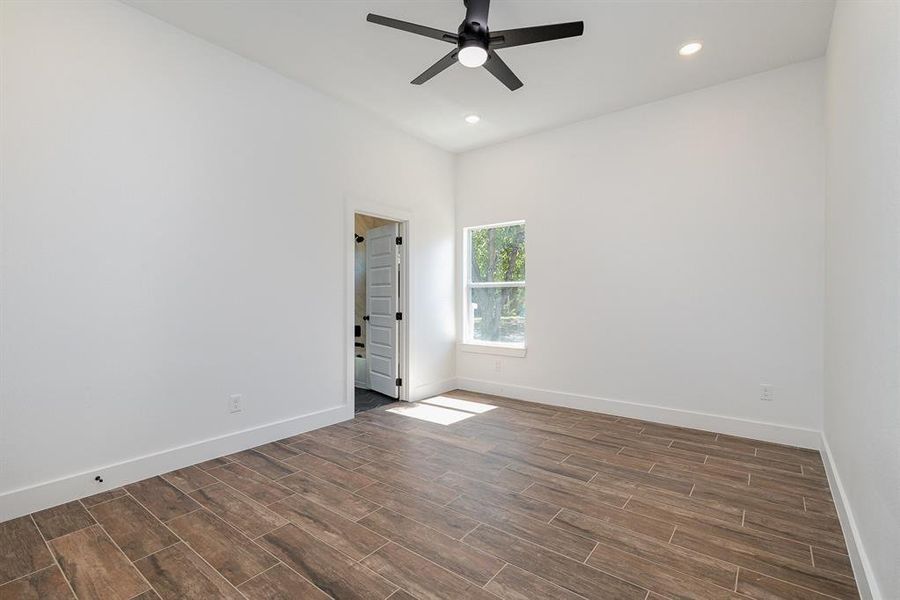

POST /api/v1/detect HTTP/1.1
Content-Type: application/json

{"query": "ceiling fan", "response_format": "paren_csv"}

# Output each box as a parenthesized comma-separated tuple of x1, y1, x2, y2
(366, 0, 584, 91)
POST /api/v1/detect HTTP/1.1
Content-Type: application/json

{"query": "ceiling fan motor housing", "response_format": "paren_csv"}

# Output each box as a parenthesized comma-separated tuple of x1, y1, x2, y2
(460, 0, 490, 52)
(458, 16, 489, 54)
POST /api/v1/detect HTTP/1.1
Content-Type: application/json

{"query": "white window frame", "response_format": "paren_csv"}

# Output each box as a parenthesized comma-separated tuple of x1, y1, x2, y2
(461, 220, 527, 356)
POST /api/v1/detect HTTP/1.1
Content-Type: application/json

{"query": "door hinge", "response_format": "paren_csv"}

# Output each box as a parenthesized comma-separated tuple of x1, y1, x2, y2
(395, 377, 402, 387)
(396, 312, 403, 321)
(395, 236, 403, 245)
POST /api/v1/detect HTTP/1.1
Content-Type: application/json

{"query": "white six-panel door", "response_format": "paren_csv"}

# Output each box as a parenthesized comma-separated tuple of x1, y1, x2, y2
(365, 223, 399, 398)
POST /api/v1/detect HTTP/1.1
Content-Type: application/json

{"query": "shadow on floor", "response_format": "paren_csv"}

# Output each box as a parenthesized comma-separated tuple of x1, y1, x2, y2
(354, 387, 396, 414)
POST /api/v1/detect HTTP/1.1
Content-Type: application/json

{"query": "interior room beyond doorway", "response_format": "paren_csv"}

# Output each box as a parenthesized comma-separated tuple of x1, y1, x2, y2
(354, 212, 403, 413)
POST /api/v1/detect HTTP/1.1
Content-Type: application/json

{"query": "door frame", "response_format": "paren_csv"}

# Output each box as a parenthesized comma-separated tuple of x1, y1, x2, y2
(344, 198, 411, 416)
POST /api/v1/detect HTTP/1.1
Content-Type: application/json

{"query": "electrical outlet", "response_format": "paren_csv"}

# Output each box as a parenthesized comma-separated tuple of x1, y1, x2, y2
(760, 384, 774, 402)
(494, 360, 502, 372)
(229, 394, 243, 413)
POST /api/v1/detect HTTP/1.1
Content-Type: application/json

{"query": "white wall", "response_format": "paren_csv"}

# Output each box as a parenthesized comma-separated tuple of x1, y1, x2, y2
(0, 0, 456, 518)
(824, 1, 900, 597)
(456, 60, 826, 443)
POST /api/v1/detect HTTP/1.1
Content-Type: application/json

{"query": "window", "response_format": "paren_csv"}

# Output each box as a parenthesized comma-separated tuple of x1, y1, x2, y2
(464, 221, 526, 349)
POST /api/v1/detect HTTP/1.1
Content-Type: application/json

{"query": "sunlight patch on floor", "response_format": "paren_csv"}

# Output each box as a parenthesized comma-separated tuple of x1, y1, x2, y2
(421, 396, 497, 414)
(387, 403, 476, 425)
(386, 395, 497, 425)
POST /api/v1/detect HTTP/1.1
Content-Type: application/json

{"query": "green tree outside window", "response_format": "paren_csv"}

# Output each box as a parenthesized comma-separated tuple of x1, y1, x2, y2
(468, 223, 525, 344)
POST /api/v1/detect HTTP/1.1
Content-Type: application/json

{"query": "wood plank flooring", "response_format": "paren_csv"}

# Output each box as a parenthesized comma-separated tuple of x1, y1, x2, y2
(0, 390, 859, 599)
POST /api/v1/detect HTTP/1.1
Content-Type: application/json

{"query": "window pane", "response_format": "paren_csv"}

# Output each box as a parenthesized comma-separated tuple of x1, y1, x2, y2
(470, 287, 525, 344)
(469, 224, 525, 283)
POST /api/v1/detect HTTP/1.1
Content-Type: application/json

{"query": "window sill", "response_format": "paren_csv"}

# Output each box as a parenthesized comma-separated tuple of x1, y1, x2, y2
(458, 343, 527, 358)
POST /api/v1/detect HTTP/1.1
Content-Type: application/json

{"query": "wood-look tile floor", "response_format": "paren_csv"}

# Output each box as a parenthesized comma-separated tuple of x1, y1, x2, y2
(0, 390, 859, 600)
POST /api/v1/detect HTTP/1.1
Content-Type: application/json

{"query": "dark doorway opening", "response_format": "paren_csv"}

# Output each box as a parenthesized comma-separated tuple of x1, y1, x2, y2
(354, 388, 396, 414)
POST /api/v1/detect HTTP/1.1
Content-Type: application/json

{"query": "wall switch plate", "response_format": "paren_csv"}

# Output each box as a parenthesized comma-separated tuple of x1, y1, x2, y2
(494, 360, 502, 372)
(760, 384, 774, 402)
(229, 394, 243, 413)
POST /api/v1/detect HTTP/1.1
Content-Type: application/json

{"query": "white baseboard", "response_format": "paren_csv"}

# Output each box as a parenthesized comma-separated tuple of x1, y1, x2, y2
(455, 377, 821, 449)
(819, 435, 879, 599)
(0, 405, 350, 522)
(411, 377, 459, 402)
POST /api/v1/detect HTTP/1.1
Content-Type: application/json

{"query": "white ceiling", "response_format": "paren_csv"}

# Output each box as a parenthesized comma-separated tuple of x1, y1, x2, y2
(126, 0, 835, 153)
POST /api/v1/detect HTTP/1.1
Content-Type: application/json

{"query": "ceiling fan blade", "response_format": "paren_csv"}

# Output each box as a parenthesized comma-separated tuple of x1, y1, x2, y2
(489, 21, 584, 49)
(411, 49, 459, 85)
(483, 50, 523, 91)
(366, 14, 458, 44)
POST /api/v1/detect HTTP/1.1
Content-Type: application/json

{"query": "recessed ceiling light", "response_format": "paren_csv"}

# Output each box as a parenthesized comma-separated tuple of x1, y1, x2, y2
(678, 42, 703, 56)
(465, 114, 481, 124)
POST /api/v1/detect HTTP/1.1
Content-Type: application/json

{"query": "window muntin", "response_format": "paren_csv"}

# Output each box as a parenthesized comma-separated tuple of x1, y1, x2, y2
(464, 222, 525, 347)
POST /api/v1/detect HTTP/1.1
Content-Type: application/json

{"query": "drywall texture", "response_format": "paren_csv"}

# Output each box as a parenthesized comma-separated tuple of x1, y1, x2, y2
(456, 60, 826, 432)
(0, 1, 455, 499)
(824, 1, 900, 597)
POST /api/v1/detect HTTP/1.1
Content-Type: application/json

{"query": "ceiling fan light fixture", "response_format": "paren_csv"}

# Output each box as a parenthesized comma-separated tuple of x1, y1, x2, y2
(458, 44, 488, 68)
(366, 0, 585, 90)
(678, 41, 703, 56)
